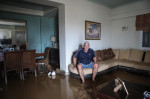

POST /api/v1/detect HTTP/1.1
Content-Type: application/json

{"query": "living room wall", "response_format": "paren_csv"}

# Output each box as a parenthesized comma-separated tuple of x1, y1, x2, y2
(68, 1, 112, 72)
(24, 0, 150, 73)
(48, 0, 112, 72)
(23, 0, 112, 73)
(0, 11, 57, 52)
(111, 0, 150, 49)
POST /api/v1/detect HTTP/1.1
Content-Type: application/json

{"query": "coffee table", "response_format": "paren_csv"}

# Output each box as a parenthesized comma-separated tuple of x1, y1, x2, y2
(99, 80, 150, 99)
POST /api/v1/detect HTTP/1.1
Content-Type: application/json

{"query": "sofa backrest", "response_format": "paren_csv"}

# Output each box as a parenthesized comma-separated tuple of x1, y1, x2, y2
(119, 49, 130, 60)
(144, 51, 150, 63)
(129, 49, 144, 62)
(112, 49, 119, 59)
(95, 50, 102, 62)
(72, 48, 147, 63)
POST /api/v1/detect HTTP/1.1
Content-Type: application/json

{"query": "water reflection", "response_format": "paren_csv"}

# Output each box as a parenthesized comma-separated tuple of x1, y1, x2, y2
(0, 72, 108, 99)
(68, 77, 101, 99)
(1, 70, 150, 99)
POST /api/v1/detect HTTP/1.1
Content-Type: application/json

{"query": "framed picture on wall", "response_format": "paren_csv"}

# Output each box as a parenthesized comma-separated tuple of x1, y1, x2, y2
(85, 21, 101, 40)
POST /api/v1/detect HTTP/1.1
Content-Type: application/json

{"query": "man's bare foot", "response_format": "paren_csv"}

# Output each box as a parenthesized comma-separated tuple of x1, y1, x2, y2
(92, 79, 95, 83)
(80, 83, 85, 87)
(80, 83, 86, 89)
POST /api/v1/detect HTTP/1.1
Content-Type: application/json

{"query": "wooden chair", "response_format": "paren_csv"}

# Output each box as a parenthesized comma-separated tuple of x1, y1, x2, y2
(21, 50, 37, 80)
(37, 48, 50, 71)
(4, 51, 22, 84)
(20, 44, 26, 50)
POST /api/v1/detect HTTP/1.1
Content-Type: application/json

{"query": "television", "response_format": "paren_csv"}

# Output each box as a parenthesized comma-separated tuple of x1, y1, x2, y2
(0, 39, 12, 45)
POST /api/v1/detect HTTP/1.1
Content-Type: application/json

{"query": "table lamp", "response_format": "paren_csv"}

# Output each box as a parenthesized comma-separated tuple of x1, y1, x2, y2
(50, 36, 56, 48)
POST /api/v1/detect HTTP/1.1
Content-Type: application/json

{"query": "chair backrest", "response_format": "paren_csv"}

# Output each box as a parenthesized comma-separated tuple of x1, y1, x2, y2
(20, 44, 26, 50)
(44, 47, 50, 59)
(22, 50, 36, 68)
(4, 51, 21, 70)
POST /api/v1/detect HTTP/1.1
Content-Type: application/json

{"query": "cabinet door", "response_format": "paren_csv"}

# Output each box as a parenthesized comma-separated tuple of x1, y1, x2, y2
(136, 15, 144, 27)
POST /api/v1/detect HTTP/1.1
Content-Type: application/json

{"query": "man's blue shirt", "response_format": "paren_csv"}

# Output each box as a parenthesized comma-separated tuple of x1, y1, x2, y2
(74, 48, 95, 65)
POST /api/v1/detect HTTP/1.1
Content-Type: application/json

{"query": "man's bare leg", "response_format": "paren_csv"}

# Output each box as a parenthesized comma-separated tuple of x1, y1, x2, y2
(77, 64, 85, 84)
(92, 63, 99, 82)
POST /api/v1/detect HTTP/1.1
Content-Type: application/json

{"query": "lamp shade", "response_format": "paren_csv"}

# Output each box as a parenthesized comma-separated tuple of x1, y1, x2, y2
(50, 36, 56, 42)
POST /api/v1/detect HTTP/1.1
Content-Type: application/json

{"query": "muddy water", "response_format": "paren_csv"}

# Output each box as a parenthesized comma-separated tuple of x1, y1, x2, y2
(0, 70, 150, 99)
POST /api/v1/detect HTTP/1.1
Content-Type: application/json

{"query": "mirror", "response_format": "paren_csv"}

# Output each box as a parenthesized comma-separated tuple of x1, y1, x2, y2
(0, 18, 27, 52)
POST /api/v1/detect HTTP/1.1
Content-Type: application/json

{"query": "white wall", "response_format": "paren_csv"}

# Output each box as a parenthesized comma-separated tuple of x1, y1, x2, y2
(111, 16, 140, 49)
(39, 0, 113, 73)
(111, 0, 150, 49)
(52, 0, 112, 72)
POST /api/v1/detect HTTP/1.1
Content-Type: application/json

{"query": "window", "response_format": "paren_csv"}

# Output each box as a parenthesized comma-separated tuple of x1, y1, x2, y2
(143, 31, 150, 47)
(139, 31, 150, 50)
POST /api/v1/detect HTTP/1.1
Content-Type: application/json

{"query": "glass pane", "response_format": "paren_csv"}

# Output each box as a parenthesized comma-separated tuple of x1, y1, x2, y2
(142, 31, 150, 47)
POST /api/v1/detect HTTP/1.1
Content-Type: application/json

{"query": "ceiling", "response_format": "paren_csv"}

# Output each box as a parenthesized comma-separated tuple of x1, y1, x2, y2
(0, 0, 56, 11)
(0, 19, 26, 26)
(88, 0, 142, 8)
(0, 0, 143, 18)
(1, 0, 143, 9)
(0, 0, 58, 17)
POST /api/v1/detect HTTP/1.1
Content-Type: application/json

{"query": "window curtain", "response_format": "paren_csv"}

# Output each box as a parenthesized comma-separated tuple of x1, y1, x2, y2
(136, 13, 150, 32)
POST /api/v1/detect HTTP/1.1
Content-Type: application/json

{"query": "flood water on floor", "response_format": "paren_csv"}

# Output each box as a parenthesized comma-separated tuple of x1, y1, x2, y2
(0, 70, 150, 99)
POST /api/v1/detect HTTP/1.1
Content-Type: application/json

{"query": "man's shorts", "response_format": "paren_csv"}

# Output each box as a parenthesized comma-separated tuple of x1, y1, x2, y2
(79, 62, 94, 69)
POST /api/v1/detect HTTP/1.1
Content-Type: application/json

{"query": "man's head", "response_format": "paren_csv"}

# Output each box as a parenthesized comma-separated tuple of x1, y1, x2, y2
(83, 41, 90, 51)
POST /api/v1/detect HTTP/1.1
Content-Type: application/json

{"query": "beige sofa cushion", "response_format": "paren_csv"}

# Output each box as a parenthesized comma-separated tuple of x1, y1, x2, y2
(119, 49, 130, 59)
(68, 64, 78, 74)
(98, 64, 109, 72)
(118, 59, 136, 68)
(68, 63, 108, 75)
(112, 49, 119, 59)
(108, 59, 119, 68)
(144, 51, 150, 63)
(69, 64, 92, 75)
(134, 62, 150, 71)
(129, 49, 144, 62)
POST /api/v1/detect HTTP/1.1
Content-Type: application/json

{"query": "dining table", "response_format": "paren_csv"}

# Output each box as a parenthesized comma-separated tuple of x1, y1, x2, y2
(0, 52, 44, 61)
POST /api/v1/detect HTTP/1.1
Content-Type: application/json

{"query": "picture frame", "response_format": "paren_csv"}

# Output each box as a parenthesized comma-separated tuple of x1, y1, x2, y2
(85, 21, 101, 40)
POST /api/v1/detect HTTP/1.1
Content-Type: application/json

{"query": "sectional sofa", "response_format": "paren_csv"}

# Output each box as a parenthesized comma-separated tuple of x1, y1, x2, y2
(68, 49, 150, 78)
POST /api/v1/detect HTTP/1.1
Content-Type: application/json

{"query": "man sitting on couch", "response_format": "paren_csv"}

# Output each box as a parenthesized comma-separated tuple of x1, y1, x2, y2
(73, 41, 99, 85)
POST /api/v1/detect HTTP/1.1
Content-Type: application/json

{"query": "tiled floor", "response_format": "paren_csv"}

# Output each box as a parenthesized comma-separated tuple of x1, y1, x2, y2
(0, 69, 150, 99)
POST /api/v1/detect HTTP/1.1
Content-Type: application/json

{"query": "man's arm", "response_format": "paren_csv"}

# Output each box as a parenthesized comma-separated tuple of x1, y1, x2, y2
(92, 49, 96, 63)
(73, 57, 77, 69)
(73, 57, 77, 67)
(93, 57, 96, 63)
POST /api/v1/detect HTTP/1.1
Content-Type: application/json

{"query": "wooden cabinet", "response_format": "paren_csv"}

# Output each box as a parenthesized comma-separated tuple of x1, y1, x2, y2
(49, 48, 59, 68)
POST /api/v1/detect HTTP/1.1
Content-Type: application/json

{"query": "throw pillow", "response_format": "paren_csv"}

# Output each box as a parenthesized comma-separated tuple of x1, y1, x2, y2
(100, 49, 107, 61)
(108, 48, 115, 59)
(112, 49, 119, 59)
(95, 50, 102, 62)
(144, 51, 150, 63)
